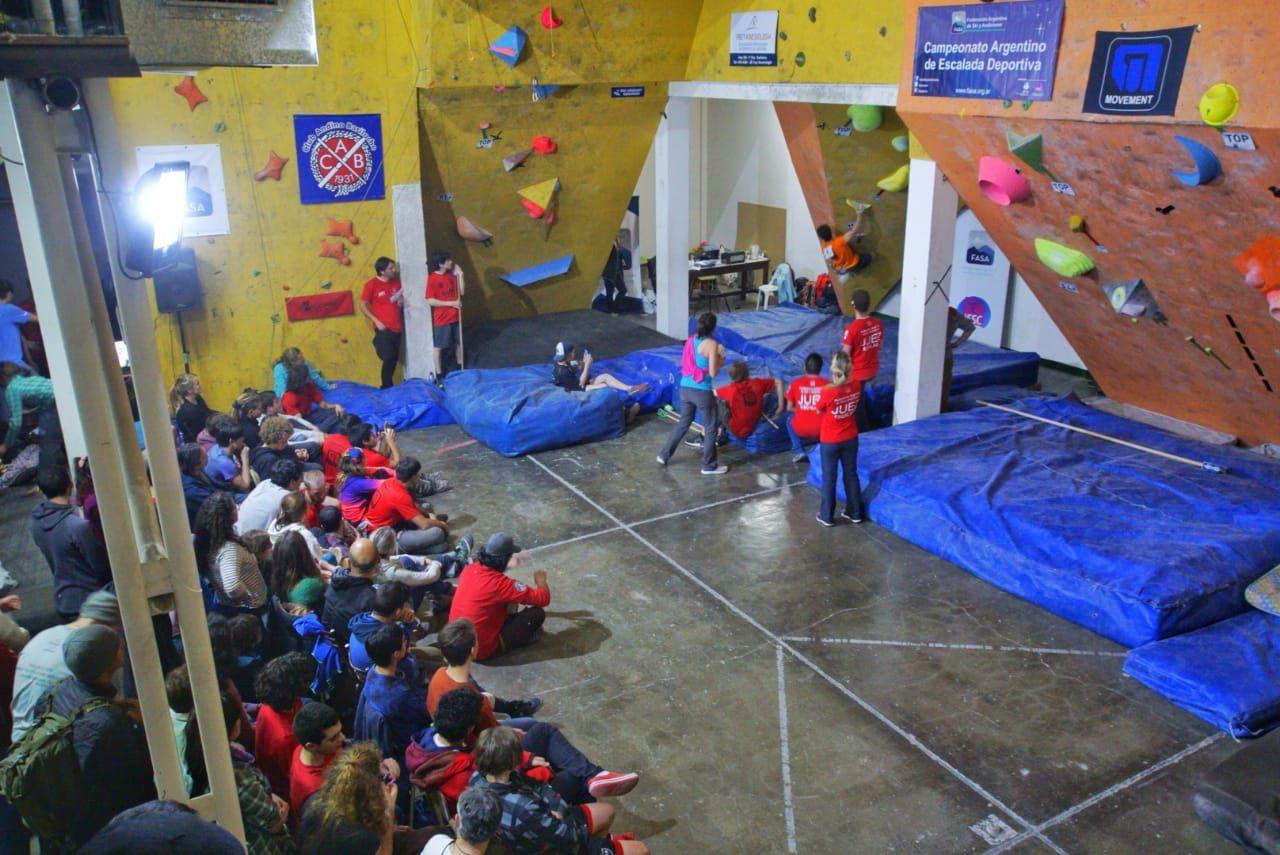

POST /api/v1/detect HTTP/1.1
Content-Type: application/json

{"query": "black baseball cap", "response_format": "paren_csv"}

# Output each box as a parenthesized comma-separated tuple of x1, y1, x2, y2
(483, 532, 522, 557)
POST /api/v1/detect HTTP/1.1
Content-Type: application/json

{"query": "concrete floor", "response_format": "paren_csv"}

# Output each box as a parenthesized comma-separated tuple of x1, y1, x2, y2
(390, 418, 1231, 853)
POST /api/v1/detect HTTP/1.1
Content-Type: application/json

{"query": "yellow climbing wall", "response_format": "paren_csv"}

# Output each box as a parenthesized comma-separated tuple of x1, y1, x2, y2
(106, 0, 422, 406)
(685, 0, 902, 83)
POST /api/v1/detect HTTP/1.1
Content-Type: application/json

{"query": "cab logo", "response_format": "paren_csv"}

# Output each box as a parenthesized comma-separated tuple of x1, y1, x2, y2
(294, 113, 386, 205)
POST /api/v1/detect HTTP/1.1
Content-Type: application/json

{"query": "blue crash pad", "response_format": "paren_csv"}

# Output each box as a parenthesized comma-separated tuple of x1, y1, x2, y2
(1125, 611, 1280, 737)
(805, 396, 1280, 647)
(326, 380, 453, 431)
(698, 304, 1040, 427)
(501, 255, 574, 288)
(443, 365, 626, 457)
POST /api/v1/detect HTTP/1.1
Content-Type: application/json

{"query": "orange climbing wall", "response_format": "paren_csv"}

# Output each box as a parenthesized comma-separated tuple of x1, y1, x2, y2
(898, 0, 1280, 444)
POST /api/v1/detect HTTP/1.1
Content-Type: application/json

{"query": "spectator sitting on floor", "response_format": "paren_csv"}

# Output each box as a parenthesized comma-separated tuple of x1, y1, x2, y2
(236, 458, 303, 536)
(420, 785, 504, 855)
(296, 742, 423, 855)
(227, 613, 265, 701)
(233, 389, 266, 449)
(369, 524, 470, 606)
(169, 372, 212, 446)
(30, 463, 113, 623)
(352, 623, 433, 765)
(33, 625, 156, 848)
(164, 664, 197, 795)
(289, 701, 377, 817)
(271, 529, 328, 614)
(714, 360, 784, 443)
(411, 690, 637, 810)
(427, 618, 542, 734)
(336, 448, 389, 525)
(274, 347, 333, 399)
(322, 538, 381, 644)
(470, 727, 648, 855)
(195, 412, 223, 456)
(347, 581, 429, 677)
(10, 589, 118, 742)
(0, 361, 54, 460)
(253, 652, 317, 800)
(250, 415, 318, 481)
(364, 457, 451, 556)
(178, 443, 242, 527)
(205, 419, 254, 493)
(785, 353, 826, 464)
(282, 362, 344, 434)
(301, 468, 337, 530)
(207, 615, 257, 753)
(318, 506, 353, 560)
(551, 342, 648, 423)
(267, 491, 337, 575)
(449, 532, 549, 662)
(194, 491, 269, 610)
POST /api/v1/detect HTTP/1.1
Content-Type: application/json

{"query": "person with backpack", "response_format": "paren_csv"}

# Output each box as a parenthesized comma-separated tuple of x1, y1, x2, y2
(3, 625, 155, 850)
(656, 312, 728, 475)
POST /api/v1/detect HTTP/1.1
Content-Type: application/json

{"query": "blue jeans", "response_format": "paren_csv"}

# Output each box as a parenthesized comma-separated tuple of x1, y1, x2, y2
(819, 438, 863, 522)
(786, 414, 817, 455)
(659, 386, 719, 470)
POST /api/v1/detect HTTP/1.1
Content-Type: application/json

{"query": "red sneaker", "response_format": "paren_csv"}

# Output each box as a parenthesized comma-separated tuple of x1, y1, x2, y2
(587, 770, 639, 798)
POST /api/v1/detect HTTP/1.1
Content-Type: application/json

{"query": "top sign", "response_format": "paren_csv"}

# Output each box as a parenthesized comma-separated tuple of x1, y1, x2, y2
(911, 0, 1064, 101)
(730, 11, 778, 67)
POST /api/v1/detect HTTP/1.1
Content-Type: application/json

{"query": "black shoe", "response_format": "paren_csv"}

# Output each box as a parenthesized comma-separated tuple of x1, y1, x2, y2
(495, 696, 544, 718)
(840, 511, 864, 524)
(684, 436, 703, 448)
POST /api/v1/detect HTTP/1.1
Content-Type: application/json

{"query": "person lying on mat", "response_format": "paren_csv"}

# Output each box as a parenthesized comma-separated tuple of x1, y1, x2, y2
(551, 342, 648, 422)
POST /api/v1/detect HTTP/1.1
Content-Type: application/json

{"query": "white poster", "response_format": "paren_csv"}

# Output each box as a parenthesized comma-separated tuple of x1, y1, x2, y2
(949, 208, 1010, 347)
(729, 11, 778, 67)
(135, 144, 230, 237)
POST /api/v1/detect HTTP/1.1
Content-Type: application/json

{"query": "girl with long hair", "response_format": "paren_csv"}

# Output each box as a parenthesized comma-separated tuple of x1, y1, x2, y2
(170, 373, 213, 444)
(814, 350, 865, 527)
(273, 346, 332, 399)
(297, 742, 401, 854)
(193, 492, 268, 608)
(336, 448, 389, 524)
(657, 311, 727, 474)
(271, 529, 326, 613)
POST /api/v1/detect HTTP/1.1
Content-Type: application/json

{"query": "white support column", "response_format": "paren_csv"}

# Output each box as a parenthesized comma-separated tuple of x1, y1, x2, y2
(893, 158, 957, 424)
(655, 96, 692, 339)
(394, 182, 434, 379)
(9, 79, 243, 837)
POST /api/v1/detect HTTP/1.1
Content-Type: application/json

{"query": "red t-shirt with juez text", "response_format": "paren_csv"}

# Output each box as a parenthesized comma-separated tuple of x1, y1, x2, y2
(817, 382, 862, 443)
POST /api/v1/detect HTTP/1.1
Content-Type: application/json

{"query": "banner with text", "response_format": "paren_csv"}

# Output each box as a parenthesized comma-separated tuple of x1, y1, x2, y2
(730, 11, 778, 66)
(136, 144, 229, 237)
(911, 0, 1064, 101)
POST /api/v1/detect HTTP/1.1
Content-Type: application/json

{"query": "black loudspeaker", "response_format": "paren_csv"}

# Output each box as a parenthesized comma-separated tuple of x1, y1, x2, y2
(152, 247, 202, 314)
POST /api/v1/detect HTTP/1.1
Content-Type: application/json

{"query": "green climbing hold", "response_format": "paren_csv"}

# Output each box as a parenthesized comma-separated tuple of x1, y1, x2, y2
(212, 121, 227, 133)
(1021, 100, 1032, 111)
(1002, 100, 1012, 109)
(319, 280, 333, 290)
(1034, 239, 1095, 278)
(846, 104, 883, 132)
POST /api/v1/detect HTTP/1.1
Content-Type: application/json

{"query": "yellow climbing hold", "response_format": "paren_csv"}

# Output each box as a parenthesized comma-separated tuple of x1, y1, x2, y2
(518, 177, 560, 212)
(1034, 238, 1095, 278)
(1199, 83, 1240, 127)
(876, 164, 909, 193)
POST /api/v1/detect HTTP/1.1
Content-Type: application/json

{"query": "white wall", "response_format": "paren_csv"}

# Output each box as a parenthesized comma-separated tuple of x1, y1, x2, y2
(701, 99, 826, 282)
(1004, 274, 1082, 367)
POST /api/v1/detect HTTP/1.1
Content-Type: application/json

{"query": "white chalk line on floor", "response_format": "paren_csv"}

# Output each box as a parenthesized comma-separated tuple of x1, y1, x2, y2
(780, 635, 1128, 658)
(776, 646, 799, 854)
(985, 732, 1226, 854)
(528, 456, 1065, 854)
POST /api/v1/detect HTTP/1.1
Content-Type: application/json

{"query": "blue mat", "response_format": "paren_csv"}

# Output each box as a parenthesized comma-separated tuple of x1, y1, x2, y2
(327, 380, 454, 431)
(1125, 611, 1280, 737)
(442, 365, 626, 457)
(804, 396, 1280, 647)
(699, 304, 1041, 427)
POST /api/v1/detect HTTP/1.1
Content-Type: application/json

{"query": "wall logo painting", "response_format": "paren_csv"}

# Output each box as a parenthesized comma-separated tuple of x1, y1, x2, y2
(1082, 27, 1195, 116)
(293, 114, 385, 205)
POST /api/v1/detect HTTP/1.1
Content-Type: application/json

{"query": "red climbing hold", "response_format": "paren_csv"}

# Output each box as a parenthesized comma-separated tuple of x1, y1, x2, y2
(174, 76, 208, 112)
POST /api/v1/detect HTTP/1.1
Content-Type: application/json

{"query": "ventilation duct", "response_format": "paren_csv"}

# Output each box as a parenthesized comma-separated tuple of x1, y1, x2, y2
(116, 0, 317, 68)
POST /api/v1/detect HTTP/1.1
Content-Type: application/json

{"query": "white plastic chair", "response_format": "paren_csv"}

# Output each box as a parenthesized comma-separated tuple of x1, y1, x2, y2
(756, 283, 779, 309)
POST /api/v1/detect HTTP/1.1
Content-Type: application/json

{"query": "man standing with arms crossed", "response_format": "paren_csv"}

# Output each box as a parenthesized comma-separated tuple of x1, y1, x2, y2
(360, 257, 404, 390)
(425, 251, 465, 383)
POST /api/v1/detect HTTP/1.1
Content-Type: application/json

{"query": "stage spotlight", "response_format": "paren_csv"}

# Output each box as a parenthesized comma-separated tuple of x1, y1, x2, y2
(124, 161, 190, 277)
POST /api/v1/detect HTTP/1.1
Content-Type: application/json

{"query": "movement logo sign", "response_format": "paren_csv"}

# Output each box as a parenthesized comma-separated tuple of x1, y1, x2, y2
(293, 114, 385, 205)
(1082, 27, 1194, 116)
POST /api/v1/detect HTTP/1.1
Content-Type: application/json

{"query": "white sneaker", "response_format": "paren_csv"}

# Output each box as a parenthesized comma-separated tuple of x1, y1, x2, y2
(656, 455, 668, 466)
(700, 465, 729, 475)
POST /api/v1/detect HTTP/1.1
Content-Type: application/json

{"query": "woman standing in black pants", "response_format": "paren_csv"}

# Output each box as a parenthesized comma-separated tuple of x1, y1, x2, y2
(657, 312, 727, 474)
(815, 350, 864, 526)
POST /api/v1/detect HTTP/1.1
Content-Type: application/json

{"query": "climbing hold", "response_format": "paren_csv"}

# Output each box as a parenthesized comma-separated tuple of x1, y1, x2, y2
(1002, 100, 1013, 109)
(891, 134, 909, 152)
(456, 216, 495, 246)
(1233, 236, 1280, 294)
(1069, 215, 1105, 252)
(794, 51, 805, 67)
(875, 164, 909, 193)
(1270, 186, 1280, 198)
(518, 177, 560, 220)
(539, 6, 562, 28)
(500, 254, 574, 287)
(327, 218, 359, 244)
(1198, 83, 1240, 127)
(846, 105, 882, 132)
(878, 26, 886, 37)
(174, 76, 208, 111)
(340, 337, 349, 344)
(531, 79, 560, 101)
(479, 122, 492, 140)
(282, 285, 291, 291)
(531, 135, 558, 154)
(489, 26, 527, 67)
(1005, 130, 1055, 180)
(1034, 238, 1094, 277)
(320, 280, 333, 290)
(1021, 100, 1032, 111)
(252, 270, 261, 277)
(977, 156, 1030, 206)
(844, 199, 870, 213)
(318, 240, 351, 266)
(502, 149, 533, 172)
(808, 7, 816, 22)
(212, 121, 226, 133)
(1102, 279, 1164, 321)
(253, 151, 289, 182)
(1155, 205, 1176, 215)
(1171, 135, 1221, 186)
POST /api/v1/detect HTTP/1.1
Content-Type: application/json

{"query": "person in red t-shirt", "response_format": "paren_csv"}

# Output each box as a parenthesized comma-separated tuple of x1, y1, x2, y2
(424, 251, 465, 382)
(288, 701, 399, 818)
(322, 421, 399, 488)
(714, 361, 783, 442)
(281, 362, 343, 433)
(448, 532, 550, 661)
(841, 289, 884, 433)
(360, 257, 404, 390)
(815, 350, 865, 527)
(252, 652, 314, 799)
(785, 352, 826, 464)
(364, 456, 450, 555)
